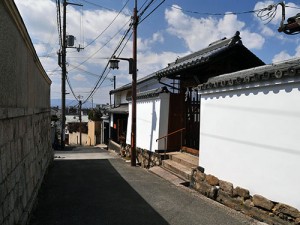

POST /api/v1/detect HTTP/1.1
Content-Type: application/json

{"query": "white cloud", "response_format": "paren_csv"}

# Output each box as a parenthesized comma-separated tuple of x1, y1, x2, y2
(240, 30, 265, 49)
(152, 32, 164, 43)
(165, 5, 265, 51)
(73, 74, 87, 82)
(272, 51, 293, 62)
(15, 0, 57, 41)
(272, 45, 300, 62)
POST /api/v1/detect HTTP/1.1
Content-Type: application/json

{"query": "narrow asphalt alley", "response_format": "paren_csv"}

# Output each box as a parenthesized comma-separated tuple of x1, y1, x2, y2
(28, 146, 260, 225)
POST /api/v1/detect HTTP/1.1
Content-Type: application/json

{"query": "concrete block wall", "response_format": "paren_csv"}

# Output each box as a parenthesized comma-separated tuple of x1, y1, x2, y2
(0, 1, 53, 225)
(0, 113, 53, 225)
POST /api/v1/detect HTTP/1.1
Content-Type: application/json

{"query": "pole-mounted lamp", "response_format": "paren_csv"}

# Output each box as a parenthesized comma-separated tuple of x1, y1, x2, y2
(109, 54, 137, 167)
(109, 56, 134, 74)
(108, 0, 138, 167)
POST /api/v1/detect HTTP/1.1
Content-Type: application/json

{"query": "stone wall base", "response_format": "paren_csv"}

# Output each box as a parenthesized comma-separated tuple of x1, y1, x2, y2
(121, 145, 161, 168)
(191, 168, 300, 225)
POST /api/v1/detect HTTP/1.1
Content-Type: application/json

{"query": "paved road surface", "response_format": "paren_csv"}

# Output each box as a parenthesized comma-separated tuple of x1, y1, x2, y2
(28, 146, 261, 225)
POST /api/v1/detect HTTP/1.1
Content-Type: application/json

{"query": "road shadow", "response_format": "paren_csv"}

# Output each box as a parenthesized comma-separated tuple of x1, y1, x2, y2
(28, 159, 169, 225)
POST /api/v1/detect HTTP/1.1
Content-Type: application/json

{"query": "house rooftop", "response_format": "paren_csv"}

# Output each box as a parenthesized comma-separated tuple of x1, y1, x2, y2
(109, 72, 157, 94)
(156, 31, 264, 80)
(110, 31, 264, 94)
(197, 57, 300, 90)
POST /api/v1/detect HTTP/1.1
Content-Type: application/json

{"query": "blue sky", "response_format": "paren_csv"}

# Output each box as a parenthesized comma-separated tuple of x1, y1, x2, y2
(15, 0, 300, 105)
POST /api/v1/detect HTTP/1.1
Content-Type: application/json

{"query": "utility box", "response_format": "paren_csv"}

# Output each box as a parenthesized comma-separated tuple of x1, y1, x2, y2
(66, 35, 75, 47)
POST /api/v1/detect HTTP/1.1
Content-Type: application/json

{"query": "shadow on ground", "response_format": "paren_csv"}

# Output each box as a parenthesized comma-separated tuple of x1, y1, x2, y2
(28, 159, 169, 225)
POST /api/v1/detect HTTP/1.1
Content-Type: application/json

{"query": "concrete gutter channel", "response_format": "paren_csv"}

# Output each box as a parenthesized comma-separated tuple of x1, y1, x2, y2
(27, 146, 266, 225)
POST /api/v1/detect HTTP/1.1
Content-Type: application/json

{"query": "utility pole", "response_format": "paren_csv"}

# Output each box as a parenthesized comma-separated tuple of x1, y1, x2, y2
(61, 0, 67, 149)
(108, 0, 138, 166)
(131, 0, 138, 166)
(60, 0, 83, 149)
(113, 75, 116, 107)
(79, 99, 82, 146)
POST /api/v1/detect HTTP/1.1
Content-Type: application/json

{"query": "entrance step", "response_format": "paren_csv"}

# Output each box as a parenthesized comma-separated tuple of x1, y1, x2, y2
(148, 166, 186, 186)
(159, 152, 199, 181)
(162, 159, 192, 181)
(169, 152, 198, 168)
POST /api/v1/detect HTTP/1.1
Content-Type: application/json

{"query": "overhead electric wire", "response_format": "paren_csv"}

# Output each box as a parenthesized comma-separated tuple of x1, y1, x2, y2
(84, 0, 130, 49)
(285, 5, 300, 10)
(138, 0, 155, 18)
(69, 64, 113, 79)
(83, 0, 166, 104)
(81, 0, 118, 13)
(139, 0, 165, 24)
(169, 4, 271, 16)
(255, 3, 281, 24)
(66, 75, 80, 101)
(68, 18, 131, 73)
(139, 0, 150, 12)
(82, 24, 133, 104)
(116, 30, 133, 57)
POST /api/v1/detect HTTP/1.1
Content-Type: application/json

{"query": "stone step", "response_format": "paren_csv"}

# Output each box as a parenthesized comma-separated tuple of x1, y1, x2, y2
(169, 152, 198, 168)
(162, 159, 192, 181)
(148, 166, 186, 186)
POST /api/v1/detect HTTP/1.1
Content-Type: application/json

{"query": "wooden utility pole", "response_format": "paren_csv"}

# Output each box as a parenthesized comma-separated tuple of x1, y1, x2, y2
(113, 75, 116, 107)
(60, 0, 83, 149)
(131, 0, 138, 166)
(79, 100, 82, 145)
(61, 0, 67, 149)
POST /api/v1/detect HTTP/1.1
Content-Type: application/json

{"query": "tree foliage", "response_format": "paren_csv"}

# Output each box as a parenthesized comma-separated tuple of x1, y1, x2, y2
(88, 109, 102, 121)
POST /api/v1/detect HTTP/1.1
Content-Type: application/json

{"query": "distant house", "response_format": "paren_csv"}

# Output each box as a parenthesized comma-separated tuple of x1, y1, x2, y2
(197, 57, 300, 210)
(110, 31, 264, 156)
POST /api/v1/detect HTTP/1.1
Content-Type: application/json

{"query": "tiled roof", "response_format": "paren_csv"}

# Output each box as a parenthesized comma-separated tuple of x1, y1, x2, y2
(155, 31, 257, 78)
(110, 31, 264, 94)
(197, 57, 300, 90)
(107, 104, 128, 114)
(109, 72, 157, 94)
(127, 86, 169, 101)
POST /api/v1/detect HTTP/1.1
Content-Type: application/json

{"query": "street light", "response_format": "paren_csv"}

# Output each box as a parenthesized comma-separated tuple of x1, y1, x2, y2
(109, 0, 138, 167)
(109, 56, 137, 167)
(109, 56, 134, 74)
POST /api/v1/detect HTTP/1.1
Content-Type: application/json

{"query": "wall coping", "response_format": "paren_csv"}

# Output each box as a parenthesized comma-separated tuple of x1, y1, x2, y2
(0, 107, 50, 120)
(2, 0, 51, 85)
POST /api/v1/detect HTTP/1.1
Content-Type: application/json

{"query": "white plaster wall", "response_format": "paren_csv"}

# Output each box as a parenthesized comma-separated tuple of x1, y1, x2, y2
(200, 80, 300, 210)
(126, 93, 170, 152)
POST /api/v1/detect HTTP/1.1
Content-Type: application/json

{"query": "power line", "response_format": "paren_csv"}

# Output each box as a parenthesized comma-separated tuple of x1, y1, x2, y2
(66, 74, 80, 101)
(169, 4, 267, 16)
(285, 5, 300, 10)
(139, 0, 165, 24)
(83, 0, 130, 49)
(81, 0, 128, 14)
(68, 19, 131, 73)
(82, 25, 133, 104)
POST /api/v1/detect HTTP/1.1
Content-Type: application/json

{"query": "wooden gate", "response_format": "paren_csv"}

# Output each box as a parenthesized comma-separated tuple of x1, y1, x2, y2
(185, 88, 200, 150)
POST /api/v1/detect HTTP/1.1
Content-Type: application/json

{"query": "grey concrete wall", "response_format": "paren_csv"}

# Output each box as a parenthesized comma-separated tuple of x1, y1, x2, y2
(0, 1, 53, 225)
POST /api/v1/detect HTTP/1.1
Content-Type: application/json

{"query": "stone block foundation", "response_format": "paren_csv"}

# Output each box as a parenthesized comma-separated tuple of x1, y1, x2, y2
(191, 168, 300, 225)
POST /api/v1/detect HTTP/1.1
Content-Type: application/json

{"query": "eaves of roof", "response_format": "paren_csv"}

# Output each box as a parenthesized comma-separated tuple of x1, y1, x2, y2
(127, 86, 169, 101)
(109, 72, 157, 94)
(107, 104, 128, 114)
(155, 31, 244, 78)
(197, 57, 300, 91)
